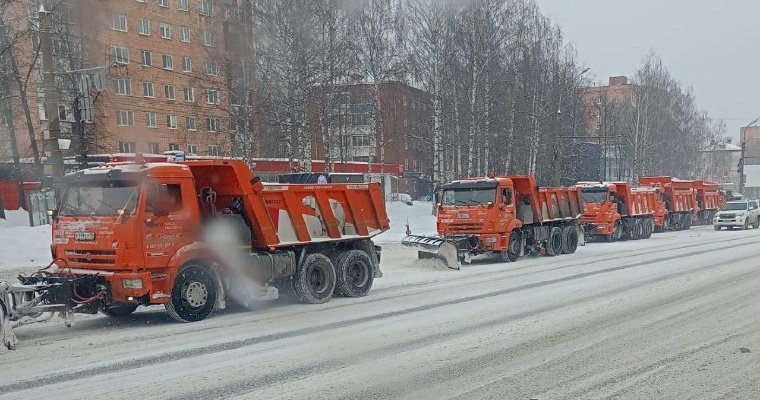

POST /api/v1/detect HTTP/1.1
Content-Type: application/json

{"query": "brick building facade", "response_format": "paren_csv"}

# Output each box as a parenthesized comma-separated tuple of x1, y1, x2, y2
(581, 76, 635, 137)
(0, 0, 232, 164)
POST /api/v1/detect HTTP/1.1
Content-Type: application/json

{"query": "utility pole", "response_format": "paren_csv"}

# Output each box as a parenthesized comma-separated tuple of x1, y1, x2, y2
(39, 4, 64, 180)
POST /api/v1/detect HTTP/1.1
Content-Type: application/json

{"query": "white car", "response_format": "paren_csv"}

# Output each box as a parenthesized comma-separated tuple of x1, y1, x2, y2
(713, 200, 760, 230)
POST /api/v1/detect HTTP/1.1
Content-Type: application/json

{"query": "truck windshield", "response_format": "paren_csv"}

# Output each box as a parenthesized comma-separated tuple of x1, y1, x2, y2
(722, 202, 748, 211)
(442, 187, 496, 206)
(581, 188, 608, 203)
(60, 181, 139, 216)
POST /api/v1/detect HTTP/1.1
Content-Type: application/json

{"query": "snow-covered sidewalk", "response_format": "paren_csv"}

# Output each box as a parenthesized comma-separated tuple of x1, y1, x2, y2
(0, 210, 52, 271)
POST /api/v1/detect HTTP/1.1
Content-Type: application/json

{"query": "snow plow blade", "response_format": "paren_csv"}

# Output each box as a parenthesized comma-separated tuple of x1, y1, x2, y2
(401, 235, 461, 270)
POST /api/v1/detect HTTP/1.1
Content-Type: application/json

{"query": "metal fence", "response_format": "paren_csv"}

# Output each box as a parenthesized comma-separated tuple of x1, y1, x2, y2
(28, 190, 57, 226)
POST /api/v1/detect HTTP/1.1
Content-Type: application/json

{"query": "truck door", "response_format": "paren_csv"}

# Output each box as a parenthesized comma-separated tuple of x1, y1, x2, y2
(500, 187, 515, 227)
(141, 181, 197, 269)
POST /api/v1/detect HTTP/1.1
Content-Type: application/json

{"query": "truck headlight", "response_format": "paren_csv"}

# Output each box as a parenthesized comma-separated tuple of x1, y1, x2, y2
(485, 236, 498, 244)
(122, 279, 144, 289)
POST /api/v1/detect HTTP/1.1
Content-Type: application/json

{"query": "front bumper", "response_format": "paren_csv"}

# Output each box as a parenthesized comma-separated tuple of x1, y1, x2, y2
(713, 217, 746, 227)
(46, 267, 153, 304)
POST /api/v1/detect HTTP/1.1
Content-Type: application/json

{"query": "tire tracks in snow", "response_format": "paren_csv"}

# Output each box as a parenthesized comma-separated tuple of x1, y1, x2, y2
(2, 237, 757, 395)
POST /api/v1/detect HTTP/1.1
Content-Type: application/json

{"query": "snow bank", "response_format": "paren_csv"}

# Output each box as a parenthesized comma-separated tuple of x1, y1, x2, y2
(0, 210, 52, 270)
(375, 201, 438, 243)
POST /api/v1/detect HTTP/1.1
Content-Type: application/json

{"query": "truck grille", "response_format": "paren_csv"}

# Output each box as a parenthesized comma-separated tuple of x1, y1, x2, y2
(64, 250, 116, 267)
(721, 214, 736, 219)
(447, 223, 484, 232)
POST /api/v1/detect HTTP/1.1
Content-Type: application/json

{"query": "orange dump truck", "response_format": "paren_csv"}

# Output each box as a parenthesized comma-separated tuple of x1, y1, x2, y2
(402, 175, 584, 269)
(576, 182, 656, 242)
(0, 158, 389, 349)
(639, 176, 699, 231)
(693, 180, 725, 224)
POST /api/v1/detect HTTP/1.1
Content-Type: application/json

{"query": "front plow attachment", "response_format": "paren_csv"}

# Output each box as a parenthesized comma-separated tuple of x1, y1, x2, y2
(401, 235, 461, 270)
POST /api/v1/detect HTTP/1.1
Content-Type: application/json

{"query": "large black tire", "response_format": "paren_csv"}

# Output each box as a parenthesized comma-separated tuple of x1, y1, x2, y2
(545, 227, 563, 256)
(334, 249, 374, 298)
(644, 219, 654, 239)
(714, 225, 721, 231)
(562, 226, 578, 254)
(629, 219, 641, 240)
(754, 218, 760, 229)
(683, 214, 692, 230)
(292, 253, 336, 304)
(499, 231, 522, 262)
(743, 218, 750, 230)
(166, 264, 217, 323)
(101, 304, 138, 317)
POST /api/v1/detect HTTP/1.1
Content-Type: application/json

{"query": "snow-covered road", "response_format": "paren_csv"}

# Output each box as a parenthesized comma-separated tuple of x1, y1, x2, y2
(1, 225, 760, 399)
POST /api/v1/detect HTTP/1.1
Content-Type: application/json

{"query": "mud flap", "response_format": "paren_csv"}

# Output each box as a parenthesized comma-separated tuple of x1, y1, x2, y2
(402, 235, 461, 270)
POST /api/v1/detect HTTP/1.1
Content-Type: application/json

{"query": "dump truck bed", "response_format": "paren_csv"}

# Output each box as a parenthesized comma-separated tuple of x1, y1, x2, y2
(184, 160, 390, 249)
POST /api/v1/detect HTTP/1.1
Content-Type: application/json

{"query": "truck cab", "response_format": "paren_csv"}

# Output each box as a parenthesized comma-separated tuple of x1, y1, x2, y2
(52, 162, 201, 314)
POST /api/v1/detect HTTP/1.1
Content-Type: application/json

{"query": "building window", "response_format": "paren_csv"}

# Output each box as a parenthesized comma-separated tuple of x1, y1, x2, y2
(159, 0, 169, 7)
(143, 82, 154, 98)
(57, 105, 67, 121)
(183, 87, 194, 102)
(187, 144, 197, 155)
(138, 19, 150, 35)
(208, 145, 221, 156)
(119, 141, 136, 153)
(178, 0, 189, 11)
(164, 85, 176, 100)
(351, 135, 371, 147)
(168, 143, 180, 151)
(167, 114, 178, 129)
(112, 15, 127, 32)
(114, 78, 132, 95)
(186, 115, 197, 131)
(181, 56, 192, 72)
(180, 26, 190, 42)
(160, 23, 171, 39)
(140, 50, 152, 66)
(203, 59, 217, 75)
(199, 0, 213, 16)
(145, 112, 157, 128)
(116, 110, 135, 126)
(207, 117, 220, 132)
(201, 29, 214, 47)
(162, 54, 173, 70)
(148, 143, 160, 154)
(205, 89, 219, 105)
(111, 46, 129, 64)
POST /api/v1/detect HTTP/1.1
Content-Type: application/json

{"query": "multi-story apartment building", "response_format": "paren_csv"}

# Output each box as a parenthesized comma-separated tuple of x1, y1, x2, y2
(85, 0, 230, 156)
(0, 0, 232, 164)
(309, 81, 432, 173)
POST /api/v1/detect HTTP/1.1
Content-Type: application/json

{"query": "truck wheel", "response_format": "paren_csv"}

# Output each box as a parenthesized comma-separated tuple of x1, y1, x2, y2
(629, 220, 641, 240)
(645, 219, 654, 238)
(545, 227, 563, 256)
(166, 264, 217, 323)
(561, 226, 578, 254)
(714, 225, 721, 231)
(334, 250, 374, 298)
(500, 232, 521, 262)
(101, 304, 138, 318)
(683, 214, 692, 230)
(293, 253, 336, 304)
(754, 218, 759, 229)
(743, 219, 750, 230)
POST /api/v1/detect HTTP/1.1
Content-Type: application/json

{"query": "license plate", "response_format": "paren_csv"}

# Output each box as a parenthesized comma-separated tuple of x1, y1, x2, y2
(457, 213, 470, 219)
(74, 231, 95, 241)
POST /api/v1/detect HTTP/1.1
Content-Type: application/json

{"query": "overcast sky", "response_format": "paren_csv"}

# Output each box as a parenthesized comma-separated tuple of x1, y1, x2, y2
(535, 0, 760, 140)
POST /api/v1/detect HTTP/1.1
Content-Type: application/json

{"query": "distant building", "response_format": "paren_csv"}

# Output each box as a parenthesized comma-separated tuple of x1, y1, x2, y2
(581, 76, 635, 138)
(700, 141, 741, 191)
(309, 81, 432, 174)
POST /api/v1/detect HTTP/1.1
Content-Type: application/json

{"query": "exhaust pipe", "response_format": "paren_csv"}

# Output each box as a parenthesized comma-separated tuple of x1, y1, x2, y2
(401, 235, 461, 270)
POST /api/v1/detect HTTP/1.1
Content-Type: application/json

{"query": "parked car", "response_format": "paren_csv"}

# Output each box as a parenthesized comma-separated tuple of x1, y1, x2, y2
(713, 200, 760, 230)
